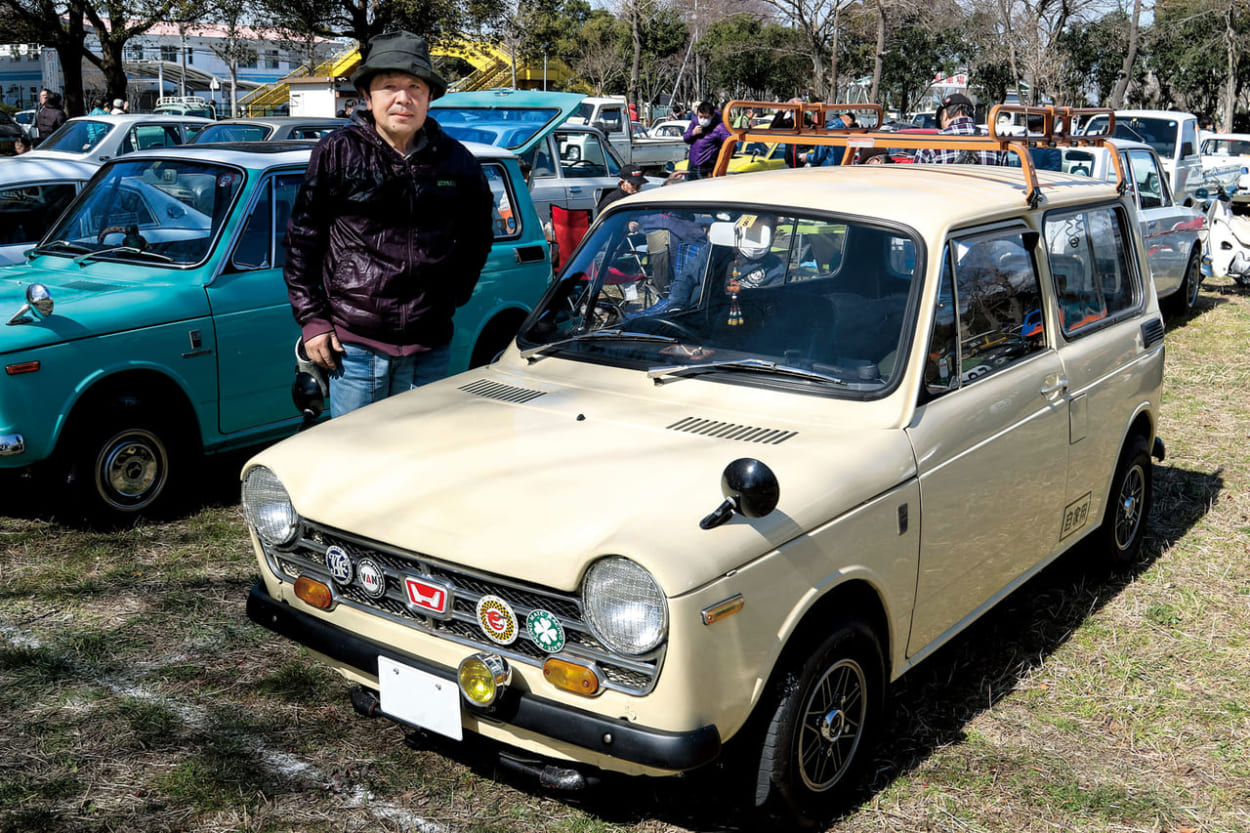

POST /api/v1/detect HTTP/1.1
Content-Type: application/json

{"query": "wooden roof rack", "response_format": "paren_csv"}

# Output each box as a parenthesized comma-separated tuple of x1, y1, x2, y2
(714, 101, 1126, 208)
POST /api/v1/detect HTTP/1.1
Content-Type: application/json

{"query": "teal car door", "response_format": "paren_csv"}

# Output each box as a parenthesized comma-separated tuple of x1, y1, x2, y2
(207, 170, 304, 434)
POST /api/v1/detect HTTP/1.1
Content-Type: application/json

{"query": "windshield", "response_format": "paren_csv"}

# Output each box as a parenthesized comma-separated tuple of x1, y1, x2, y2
(38, 158, 245, 266)
(194, 123, 272, 143)
(434, 107, 563, 150)
(38, 119, 113, 154)
(1202, 137, 1250, 157)
(518, 206, 920, 396)
(1087, 116, 1178, 159)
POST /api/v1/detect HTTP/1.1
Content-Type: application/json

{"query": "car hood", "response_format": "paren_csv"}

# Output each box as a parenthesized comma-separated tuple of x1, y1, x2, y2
(250, 365, 917, 596)
(0, 261, 207, 354)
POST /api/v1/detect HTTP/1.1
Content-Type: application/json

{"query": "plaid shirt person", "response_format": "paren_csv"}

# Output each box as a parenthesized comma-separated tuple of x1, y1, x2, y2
(913, 115, 1006, 166)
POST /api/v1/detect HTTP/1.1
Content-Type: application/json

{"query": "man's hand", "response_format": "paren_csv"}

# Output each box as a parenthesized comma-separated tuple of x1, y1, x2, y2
(306, 331, 344, 370)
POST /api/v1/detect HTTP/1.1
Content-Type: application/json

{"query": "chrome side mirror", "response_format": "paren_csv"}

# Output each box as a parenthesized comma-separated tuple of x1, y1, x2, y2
(7, 283, 53, 326)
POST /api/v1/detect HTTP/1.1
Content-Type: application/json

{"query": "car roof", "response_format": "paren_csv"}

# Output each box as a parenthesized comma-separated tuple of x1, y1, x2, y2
(433, 89, 585, 112)
(0, 157, 98, 185)
(204, 117, 347, 128)
(61, 114, 214, 125)
(614, 165, 1122, 239)
(1109, 110, 1193, 121)
(112, 138, 516, 165)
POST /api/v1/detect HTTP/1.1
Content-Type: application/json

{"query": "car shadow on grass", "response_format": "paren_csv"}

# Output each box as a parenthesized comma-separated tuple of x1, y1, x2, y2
(399, 462, 1224, 833)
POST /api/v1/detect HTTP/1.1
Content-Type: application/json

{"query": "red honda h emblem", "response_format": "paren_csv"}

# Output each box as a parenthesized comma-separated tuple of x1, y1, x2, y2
(404, 576, 449, 615)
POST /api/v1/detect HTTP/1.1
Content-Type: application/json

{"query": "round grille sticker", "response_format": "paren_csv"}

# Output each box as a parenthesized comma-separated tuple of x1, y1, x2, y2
(476, 595, 518, 645)
(324, 545, 353, 585)
(526, 609, 566, 653)
(356, 558, 386, 600)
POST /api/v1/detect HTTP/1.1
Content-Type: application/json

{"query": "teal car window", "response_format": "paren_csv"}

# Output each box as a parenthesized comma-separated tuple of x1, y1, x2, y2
(47, 159, 245, 267)
(229, 172, 301, 272)
(435, 107, 562, 150)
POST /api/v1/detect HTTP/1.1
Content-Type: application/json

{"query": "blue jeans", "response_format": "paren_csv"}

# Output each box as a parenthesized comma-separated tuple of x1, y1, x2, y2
(329, 343, 451, 418)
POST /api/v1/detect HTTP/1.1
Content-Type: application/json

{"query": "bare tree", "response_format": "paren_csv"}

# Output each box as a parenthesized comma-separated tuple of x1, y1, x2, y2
(1107, 0, 1142, 107)
(757, 0, 855, 98)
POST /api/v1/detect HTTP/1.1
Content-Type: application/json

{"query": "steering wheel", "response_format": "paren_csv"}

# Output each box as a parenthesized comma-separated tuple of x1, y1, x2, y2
(567, 160, 597, 168)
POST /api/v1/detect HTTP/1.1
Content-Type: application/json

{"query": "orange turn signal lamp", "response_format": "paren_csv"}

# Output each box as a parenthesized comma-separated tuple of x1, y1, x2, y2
(294, 576, 333, 609)
(543, 657, 601, 697)
(5, 361, 40, 376)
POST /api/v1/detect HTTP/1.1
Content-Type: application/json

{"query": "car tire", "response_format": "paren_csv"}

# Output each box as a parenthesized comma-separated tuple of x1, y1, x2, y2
(1096, 435, 1152, 567)
(1163, 249, 1202, 319)
(71, 409, 181, 519)
(750, 620, 884, 830)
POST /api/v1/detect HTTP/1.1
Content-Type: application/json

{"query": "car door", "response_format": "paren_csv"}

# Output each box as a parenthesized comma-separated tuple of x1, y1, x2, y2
(1043, 202, 1158, 539)
(207, 169, 304, 433)
(905, 225, 1070, 655)
(1124, 147, 1189, 298)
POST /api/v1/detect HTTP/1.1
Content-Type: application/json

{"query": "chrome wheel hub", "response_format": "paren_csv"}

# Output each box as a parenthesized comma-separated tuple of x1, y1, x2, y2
(96, 429, 167, 509)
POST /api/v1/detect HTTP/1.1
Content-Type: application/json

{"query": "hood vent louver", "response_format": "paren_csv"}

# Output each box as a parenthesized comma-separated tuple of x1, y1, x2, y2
(667, 416, 797, 445)
(459, 378, 547, 403)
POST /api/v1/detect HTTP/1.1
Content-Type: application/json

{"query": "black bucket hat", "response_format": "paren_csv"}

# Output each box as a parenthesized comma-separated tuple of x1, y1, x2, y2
(352, 30, 448, 100)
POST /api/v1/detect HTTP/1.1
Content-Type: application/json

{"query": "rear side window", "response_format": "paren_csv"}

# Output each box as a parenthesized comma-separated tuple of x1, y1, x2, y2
(482, 161, 522, 240)
(924, 228, 1046, 395)
(1044, 205, 1141, 337)
(121, 124, 184, 154)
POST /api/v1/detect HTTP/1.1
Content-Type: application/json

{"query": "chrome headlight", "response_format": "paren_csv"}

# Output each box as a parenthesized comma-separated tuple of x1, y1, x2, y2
(241, 466, 299, 547)
(582, 557, 668, 655)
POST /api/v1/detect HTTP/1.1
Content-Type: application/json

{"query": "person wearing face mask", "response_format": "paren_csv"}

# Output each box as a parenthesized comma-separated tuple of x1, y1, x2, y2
(682, 101, 731, 180)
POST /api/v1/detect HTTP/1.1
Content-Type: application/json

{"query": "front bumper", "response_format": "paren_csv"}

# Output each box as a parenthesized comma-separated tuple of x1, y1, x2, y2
(246, 582, 722, 771)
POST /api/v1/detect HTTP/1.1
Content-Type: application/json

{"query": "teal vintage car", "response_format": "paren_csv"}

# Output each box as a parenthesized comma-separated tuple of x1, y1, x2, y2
(0, 141, 551, 518)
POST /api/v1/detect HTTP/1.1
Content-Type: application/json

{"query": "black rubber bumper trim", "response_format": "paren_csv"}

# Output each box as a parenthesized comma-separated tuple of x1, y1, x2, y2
(247, 582, 721, 770)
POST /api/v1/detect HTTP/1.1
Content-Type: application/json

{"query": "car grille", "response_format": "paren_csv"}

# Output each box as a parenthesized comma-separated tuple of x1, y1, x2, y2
(263, 522, 663, 694)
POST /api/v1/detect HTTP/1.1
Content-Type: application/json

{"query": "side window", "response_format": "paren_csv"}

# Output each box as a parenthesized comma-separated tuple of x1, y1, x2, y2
(598, 107, 623, 134)
(0, 183, 78, 244)
(1044, 205, 1140, 336)
(481, 161, 521, 240)
(1127, 151, 1166, 209)
(123, 125, 182, 154)
(231, 179, 272, 270)
(923, 229, 1045, 397)
(530, 137, 556, 178)
(272, 173, 302, 269)
(1181, 120, 1197, 157)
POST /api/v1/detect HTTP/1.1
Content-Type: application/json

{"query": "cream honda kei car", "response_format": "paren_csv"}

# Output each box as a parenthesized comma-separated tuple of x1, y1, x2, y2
(242, 121, 1166, 828)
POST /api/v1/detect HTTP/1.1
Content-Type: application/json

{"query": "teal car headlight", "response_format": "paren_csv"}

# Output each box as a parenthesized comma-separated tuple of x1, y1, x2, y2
(241, 466, 300, 547)
(582, 557, 668, 656)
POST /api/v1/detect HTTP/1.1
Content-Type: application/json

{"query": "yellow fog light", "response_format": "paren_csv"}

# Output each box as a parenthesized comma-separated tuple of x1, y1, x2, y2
(543, 657, 601, 697)
(294, 576, 333, 609)
(458, 652, 510, 707)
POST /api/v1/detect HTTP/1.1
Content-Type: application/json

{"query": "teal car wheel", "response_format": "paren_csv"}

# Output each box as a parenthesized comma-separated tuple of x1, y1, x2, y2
(74, 414, 180, 517)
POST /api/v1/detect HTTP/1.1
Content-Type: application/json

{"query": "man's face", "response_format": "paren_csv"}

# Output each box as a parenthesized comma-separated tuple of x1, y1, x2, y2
(39, 89, 48, 105)
(365, 72, 431, 139)
(622, 178, 642, 194)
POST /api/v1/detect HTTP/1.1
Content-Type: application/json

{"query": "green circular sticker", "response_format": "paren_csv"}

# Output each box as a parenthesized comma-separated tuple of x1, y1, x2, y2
(526, 609, 566, 653)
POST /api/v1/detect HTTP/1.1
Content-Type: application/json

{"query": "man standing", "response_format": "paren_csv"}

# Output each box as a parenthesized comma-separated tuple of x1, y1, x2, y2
(34, 91, 66, 143)
(284, 29, 494, 417)
(683, 101, 730, 180)
(597, 163, 646, 212)
(913, 93, 1005, 165)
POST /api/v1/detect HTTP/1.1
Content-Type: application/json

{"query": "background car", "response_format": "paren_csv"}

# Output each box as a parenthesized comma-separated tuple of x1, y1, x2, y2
(647, 119, 691, 138)
(0, 111, 24, 154)
(20, 114, 212, 165)
(13, 109, 38, 139)
(191, 117, 347, 144)
(672, 140, 786, 175)
(0, 140, 551, 519)
(0, 157, 96, 264)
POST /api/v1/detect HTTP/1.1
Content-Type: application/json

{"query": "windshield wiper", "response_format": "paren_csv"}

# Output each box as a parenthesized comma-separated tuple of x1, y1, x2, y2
(30, 240, 91, 257)
(74, 246, 174, 266)
(520, 328, 678, 361)
(647, 358, 851, 386)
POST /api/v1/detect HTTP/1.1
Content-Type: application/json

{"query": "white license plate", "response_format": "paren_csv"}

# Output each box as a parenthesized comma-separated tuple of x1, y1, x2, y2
(378, 656, 463, 741)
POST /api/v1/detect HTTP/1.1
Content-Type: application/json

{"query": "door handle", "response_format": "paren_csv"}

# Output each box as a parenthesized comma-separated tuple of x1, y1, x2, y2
(568, 186, 583, 193)
(1040, 378, 1068, 397)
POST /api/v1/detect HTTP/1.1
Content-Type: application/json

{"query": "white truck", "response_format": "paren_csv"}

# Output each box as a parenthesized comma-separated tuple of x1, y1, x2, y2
(565, 96, 688, 172)
(1082, 110, 1242, 202)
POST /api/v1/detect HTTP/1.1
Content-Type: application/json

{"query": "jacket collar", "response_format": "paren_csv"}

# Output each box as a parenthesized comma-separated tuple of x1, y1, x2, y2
(351, 109, 446, 158)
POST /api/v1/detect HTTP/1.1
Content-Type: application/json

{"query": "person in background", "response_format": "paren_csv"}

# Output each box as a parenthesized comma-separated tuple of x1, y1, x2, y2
(683, 101, 731, 180)
(1027, 113, 1062, 172)
(13, 136, 30, 154)
(89, 98, 109, 115)
(807, 113, 849, 166)
(110, 98, 125, 114)
(597, 163, 647, 212)
(283, 29, 494, 418)
(35, 91, 66, 143)
(770, 98, 813, 168)
(913, 93, 1005, 165)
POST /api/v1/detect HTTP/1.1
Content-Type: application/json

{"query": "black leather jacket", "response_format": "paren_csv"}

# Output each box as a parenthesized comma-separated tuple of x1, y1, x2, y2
(284, 112, 494, 352)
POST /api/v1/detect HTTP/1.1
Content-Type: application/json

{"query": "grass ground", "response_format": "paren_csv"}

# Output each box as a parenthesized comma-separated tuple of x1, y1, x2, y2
(1, 278, 1247, 833)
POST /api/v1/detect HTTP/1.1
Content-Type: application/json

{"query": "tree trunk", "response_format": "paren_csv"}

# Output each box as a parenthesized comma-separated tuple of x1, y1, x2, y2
(830, 5, 840, 101)
(1108, 0, 1141, 108)
(1221, 0, 1237, 131)
(869, 0, 885, 104)
(629, 7, 641, 111)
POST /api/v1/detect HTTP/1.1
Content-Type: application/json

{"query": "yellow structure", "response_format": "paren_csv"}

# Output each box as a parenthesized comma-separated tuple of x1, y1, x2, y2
(239, 39, 573, 115)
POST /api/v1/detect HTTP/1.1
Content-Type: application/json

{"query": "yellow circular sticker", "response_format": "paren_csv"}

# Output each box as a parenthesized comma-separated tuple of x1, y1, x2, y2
(476, 595, 518, 645)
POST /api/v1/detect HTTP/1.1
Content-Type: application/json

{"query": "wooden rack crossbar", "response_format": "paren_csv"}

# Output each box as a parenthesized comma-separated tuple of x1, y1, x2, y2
(713, 101, 1127, 207)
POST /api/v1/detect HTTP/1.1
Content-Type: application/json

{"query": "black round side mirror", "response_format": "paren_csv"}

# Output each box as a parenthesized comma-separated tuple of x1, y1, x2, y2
(700, 458, 780, 529)
(292, 372, 325, 429)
